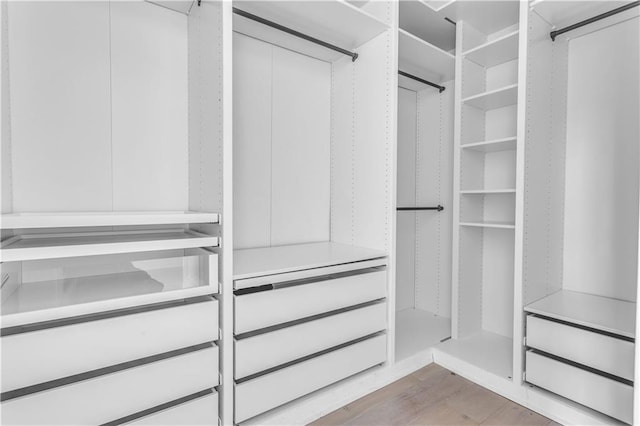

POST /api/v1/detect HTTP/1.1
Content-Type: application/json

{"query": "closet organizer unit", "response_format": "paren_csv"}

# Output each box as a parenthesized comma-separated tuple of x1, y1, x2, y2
(232, 1, 395, 423)
(1, 1, 224, 424)
(395, 0, 455, 361)
(521, 1, 639, 423)
(447, 0, 521, 381)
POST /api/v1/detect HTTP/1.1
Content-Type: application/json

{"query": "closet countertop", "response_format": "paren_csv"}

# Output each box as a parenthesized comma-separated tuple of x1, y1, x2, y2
(233, 242, 387, 280)
(525, 289, 636, 338)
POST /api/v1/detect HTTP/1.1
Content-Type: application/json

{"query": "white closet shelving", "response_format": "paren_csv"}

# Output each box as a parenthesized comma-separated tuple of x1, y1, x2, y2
(1, 1, 226, 424)
(448, 0, 521, 382)
(395, 0, 454, 362)
(232, 1, 395, 422)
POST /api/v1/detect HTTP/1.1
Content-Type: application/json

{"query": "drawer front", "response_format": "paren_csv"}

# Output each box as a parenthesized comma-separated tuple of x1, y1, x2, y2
(2, 298, 218, 392)
(127, 391, 218, 425)
(1, 345, 219, 425)
(526, 351, 633, 424)
(235, 333, 387, 423)
(526, 315, 634, 380)
(234, 268, 386, 334)
(235, 302, 387, 379)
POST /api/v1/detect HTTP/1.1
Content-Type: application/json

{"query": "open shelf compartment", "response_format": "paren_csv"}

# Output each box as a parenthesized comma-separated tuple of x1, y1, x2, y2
(398, 29, 455, 83)
(463, 30, 519, 68)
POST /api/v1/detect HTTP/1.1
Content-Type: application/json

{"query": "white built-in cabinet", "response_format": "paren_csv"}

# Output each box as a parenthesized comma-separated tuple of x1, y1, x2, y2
(1, 1, 226, 424)
(1, 0, 640, 425)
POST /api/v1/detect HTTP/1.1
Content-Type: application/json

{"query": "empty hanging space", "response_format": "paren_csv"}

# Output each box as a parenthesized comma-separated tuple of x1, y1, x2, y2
(521, 1, 639, 423)
(436, 0, 520, 382)
(394, 0, 455, 362)
(232, 1, 394, 422)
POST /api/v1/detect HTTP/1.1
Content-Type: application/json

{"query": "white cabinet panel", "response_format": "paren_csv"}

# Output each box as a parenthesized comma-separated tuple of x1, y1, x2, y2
(235, 302, 386, 378)
(2, 299, 218, 392)
(1, 346, 219, 425)
(234, 269, 386, 334)
(235, 334, 387, 423)
(7, 1, 112, 211)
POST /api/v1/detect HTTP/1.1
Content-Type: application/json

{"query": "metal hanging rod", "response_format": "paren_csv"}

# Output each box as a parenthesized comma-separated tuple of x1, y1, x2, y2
(397, 205, 444, 212)
(398, 71, 445, 93)
(550, 1, 639, 41)
(232, 7, 359, 61)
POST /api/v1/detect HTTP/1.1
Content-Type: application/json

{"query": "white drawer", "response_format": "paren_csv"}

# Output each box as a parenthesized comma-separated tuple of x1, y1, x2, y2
(126, 390, 218, 425)
(234, 268, 386, 334)
(526, 350, 633, 424)
(526, 315, 634, 381)
(1, 345, 219, 425)
(235, 333, 387, 423)
(235, 302, 387, 379)
(2, 298, 218, 392)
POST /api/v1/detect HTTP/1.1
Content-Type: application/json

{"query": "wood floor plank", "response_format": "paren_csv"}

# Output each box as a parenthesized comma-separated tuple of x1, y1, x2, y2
(311, 365, 555, 426)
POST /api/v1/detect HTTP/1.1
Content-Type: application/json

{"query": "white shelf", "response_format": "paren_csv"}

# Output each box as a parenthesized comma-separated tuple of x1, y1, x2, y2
(463, 30, 519, 67)
(435, 331, 514, 381)
(531, 0, 633, 29)
(233, 0, 389, 62)
(463, 84, 518, 110)
(443, 1, 520, 36)
(1, 249, 217, 328)
(398, 29, 455, 82)
(0, 230, 218, 262)
(0, 211, 219, 230)
(396, 308, 451, 361)
(460, 189, 516, 195)
(525, 290, 636, 339)
(460, 221, 515, 230)
(233, 241, 387, 280)
(399, 1, 456, 53)
(461, 137, 517, 152)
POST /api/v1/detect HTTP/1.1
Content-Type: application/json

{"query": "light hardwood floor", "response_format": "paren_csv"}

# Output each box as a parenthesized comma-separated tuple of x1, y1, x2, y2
(311, 364, 560, 426)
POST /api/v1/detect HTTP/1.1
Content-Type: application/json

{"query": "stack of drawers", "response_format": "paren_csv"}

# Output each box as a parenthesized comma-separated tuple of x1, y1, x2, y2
(524, 291, 635, 424)
(1, 297, 220, 425)
(233, 259, 389, 423)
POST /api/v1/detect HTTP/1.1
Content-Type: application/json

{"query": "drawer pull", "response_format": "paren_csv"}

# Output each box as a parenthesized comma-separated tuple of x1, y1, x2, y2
(234, 266, 385, 296)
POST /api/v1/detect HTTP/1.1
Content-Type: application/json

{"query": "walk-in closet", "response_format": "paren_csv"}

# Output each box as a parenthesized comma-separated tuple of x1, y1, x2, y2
(1, 1, 639, 425)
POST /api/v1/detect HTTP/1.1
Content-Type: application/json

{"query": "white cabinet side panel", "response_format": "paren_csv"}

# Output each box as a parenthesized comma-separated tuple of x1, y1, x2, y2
(233, 33, 272, 249)
(482, 229, 514, 338)
(188, 1, 224, 213)
(396, 212, 416, 311)
(111, 2, 188, 211)
(563, 17, 639, 301)
(7, 2, 112, 212)
(271, 48, 330, 246)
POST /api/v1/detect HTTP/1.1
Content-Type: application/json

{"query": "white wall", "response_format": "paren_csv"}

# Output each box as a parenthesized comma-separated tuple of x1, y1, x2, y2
(233, 33, 331, 249)
(5, 1, 189, 213)
(563, 16, 639, 302)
